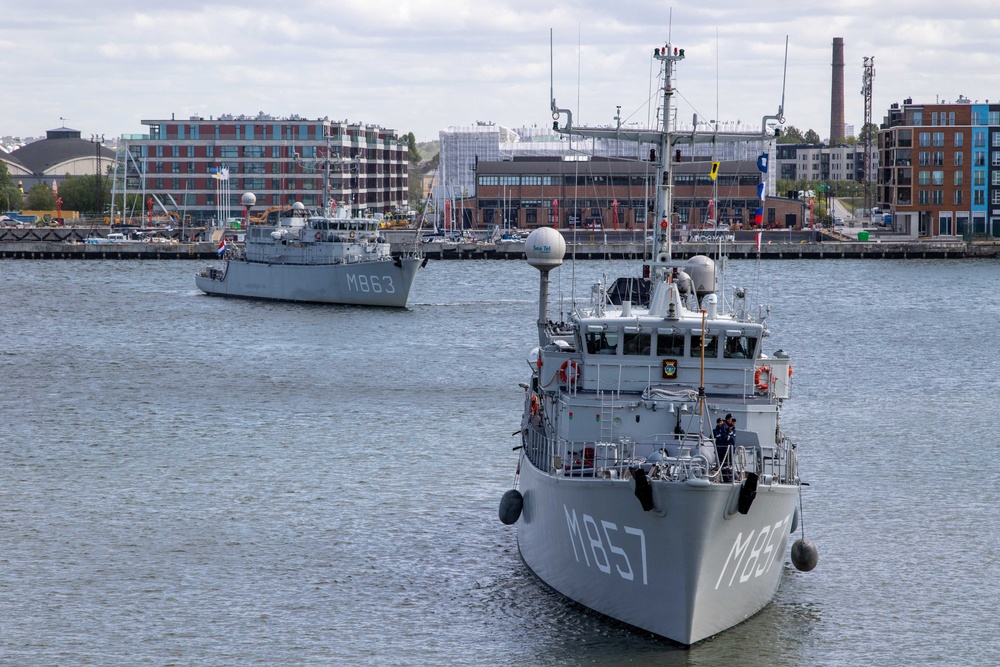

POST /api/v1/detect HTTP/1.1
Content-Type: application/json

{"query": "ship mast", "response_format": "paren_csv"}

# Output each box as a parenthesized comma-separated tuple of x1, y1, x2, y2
(652, 44, 684, 275)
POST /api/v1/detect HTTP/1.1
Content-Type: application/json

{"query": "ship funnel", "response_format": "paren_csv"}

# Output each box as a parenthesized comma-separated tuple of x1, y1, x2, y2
(525, 228, 567, 346)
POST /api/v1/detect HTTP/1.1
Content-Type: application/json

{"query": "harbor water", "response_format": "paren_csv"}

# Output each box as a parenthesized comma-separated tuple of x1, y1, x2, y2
(2, 257, 999, 665)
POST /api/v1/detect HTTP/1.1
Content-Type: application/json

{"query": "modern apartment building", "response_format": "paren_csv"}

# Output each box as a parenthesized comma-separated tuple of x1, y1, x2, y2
(116, 113, 408, 223)
(774, 143, 872, 184)
(878, 97, 1000, 238)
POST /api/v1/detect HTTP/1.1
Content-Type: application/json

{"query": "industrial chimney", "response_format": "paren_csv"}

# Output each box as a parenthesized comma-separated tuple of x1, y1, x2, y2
(830, 37, 845, 144)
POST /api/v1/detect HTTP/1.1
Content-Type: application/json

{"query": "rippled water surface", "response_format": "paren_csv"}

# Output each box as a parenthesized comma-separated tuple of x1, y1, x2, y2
(2, 257, 999, 666)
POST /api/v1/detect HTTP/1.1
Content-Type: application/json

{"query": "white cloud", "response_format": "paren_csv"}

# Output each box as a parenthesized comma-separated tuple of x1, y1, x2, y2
(3, 2, 1000, 142)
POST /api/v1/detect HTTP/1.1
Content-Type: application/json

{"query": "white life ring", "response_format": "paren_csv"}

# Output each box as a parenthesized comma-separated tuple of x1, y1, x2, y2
(755, 365, 772, 391)
(558, 360, 579, 384)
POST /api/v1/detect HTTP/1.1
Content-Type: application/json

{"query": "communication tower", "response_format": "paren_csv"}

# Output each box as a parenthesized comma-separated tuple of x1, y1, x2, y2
(862, 56, 875, 219)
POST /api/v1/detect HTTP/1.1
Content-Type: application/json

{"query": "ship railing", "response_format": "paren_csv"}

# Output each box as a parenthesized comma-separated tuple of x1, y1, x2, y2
(524, 424, 798, 485)
(729, 435, 797, 484)
(523, 428, 635, 478)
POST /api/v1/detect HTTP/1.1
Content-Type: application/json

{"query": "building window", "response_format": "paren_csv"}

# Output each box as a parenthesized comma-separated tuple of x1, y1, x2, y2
(206, 145, 214, 158)
(954, 190, 963, 205)
(949, 112, 956, 125)
(171, 146, 180, 158)
(975, 190, 985, 205)
(221, 146, 239, 158)
(187, 162, 195, 173)
(992, 190, 1000, 205)
(171, 163, 180, 174)
(154, 161, 163, 174)
(522, 176, 542, 186)
(155, 178, 163, 189)
(932, 132, 944, 146)
(918, 171, 930, 186)
(974, 132, 987, 147)
(155, 145, 163, 158)
(955, 152, 964, 166)
(932, 190, 943, 204)
(931, 112, 938, 126)
(172, 178, 180, 189)
(499, 176, 519, 185)
(992, 171, 1000, 186)
(955, 132, 964, 146)
(974, 151, 986, 166)
(478, 176, 499, 186)
(918, 152, 930, 166)
(991, 111, 1000, 125)
(974, 171, 986, 186)
(931, 171, 944, 185)
(919, 191, 929, 205)
(933, 152, 944, 166)
(919, 132, 930, 147)
(954, 171, 963, 186)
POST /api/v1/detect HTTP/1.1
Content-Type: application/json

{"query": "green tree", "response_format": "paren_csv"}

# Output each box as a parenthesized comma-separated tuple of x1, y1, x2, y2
(406, 132, 421, 163)
(26, 183, 56, 210)
(858, 122, 879, 145)
(57, 174, 110, 214)
(777, 125, 805, 143)
(803, 129, 821, 144)
(0, 162, 24, 212)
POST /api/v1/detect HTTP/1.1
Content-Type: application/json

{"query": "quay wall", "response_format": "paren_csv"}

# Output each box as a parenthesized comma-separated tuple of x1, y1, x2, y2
(408, 240, 1000, 260)
(0, 242, 218, 259)
(2, 227, 1000, 260)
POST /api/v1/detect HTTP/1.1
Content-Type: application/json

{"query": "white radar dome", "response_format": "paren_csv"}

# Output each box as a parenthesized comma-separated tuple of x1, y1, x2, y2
(241, 192, 257, 208)
(292, 201, 305, 210)
(686, 255, 717, 297)
(525, 227, 566, 271)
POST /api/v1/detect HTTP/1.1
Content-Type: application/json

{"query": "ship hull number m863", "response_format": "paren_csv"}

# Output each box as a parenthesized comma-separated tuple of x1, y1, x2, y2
(347, 274, 396, 294)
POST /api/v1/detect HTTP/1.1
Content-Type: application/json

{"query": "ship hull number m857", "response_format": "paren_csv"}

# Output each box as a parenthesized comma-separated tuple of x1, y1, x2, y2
(347, 274, 396, 294)
(564, 506, 648, 585)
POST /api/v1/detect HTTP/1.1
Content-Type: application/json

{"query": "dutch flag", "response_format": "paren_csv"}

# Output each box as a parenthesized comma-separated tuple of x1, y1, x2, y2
(217, 236, 227, 256)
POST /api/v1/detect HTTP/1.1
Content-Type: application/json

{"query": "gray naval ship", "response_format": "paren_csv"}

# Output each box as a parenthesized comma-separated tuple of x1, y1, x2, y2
(497, 41, 818, 645)
(196, 201, 425, 307)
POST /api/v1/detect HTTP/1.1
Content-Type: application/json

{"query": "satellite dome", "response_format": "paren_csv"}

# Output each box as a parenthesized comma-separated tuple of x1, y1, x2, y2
(524, 227, 566, 271)
(241, 192, 256, 208)
(292, 201, 305, 210)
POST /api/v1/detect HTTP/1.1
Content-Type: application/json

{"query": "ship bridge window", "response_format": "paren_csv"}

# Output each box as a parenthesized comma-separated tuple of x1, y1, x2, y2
(724, 334, 758, 359)
(655, 330, 685, 356)
(623, 331, 651, 355)
(690, 333, 718, 358)
(586, 329, 619, 355)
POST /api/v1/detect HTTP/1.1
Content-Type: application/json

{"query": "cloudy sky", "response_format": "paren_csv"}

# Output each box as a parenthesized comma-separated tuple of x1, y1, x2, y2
(3, 2, 998, 144)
